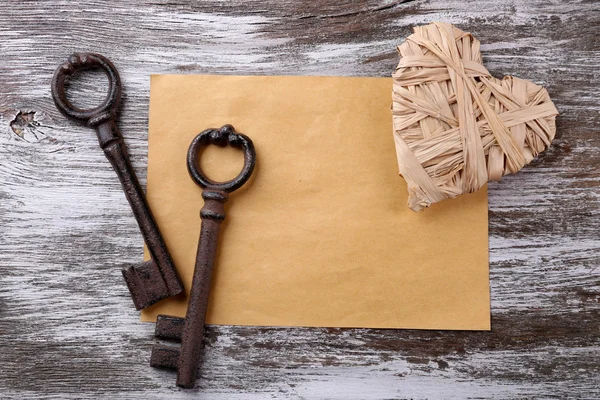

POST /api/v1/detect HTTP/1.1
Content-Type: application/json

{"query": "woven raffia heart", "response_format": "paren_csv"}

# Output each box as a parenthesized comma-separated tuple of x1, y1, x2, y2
(392, 22, 559, 211)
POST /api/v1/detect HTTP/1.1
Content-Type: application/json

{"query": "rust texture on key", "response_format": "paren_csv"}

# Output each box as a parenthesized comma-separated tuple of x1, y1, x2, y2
(150, 125, 256, 388)
(50, 53, 183, 309)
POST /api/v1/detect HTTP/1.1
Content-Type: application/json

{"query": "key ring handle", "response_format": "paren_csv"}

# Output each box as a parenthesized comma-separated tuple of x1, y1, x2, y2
(51, 52, 121, 127)
(187, 125, 256, 193)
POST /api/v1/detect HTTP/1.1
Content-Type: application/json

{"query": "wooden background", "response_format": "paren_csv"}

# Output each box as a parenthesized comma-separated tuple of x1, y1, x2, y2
(1, 0, 598, 398)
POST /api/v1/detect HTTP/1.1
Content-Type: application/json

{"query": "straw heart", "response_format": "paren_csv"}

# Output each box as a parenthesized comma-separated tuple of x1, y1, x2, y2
(392, 22, 559, 212)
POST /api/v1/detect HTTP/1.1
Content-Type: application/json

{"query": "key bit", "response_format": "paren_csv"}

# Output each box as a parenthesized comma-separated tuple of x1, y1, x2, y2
(51, 53, 183, 309)
(150, 125, 256, 388)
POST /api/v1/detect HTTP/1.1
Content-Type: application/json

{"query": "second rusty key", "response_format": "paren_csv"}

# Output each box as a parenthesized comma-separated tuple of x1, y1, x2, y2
(51, 53, 183, 309)
(150, 125, 256, 388)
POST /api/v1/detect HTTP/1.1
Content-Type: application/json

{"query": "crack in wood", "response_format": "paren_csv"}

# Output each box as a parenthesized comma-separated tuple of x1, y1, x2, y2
(296, 0, 417, 20)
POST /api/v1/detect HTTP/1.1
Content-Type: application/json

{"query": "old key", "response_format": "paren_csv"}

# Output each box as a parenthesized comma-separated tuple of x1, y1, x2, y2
(150, 125, 256, 388)
(51, 53, 183, 309)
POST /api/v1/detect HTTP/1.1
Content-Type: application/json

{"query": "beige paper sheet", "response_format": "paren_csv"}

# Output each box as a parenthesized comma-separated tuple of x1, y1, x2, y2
(141, 74, 490, 330)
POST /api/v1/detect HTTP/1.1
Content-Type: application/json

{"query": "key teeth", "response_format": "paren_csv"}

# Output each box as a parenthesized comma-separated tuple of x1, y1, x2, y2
(150, 344, 180, 370)
(122, 265, 150, 309)
(155, 315, 185, 341)
(122, 260, 169, 309)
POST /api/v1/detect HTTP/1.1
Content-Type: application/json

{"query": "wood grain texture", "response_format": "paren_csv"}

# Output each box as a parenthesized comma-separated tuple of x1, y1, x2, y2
(0, 0, 598, 398)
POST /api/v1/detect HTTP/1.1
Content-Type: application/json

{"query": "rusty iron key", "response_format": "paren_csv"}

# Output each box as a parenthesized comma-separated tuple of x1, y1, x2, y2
(150, 125, 256, 388)
(51, 53, 183, 309)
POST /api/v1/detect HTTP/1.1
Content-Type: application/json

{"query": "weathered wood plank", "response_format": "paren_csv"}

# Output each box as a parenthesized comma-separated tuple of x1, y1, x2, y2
(0, 0, 599, 398)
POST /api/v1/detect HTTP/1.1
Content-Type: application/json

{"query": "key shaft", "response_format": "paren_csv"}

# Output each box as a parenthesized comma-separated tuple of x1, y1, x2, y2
(97, 120, 184, 308)
(177, 189, 228, 387)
